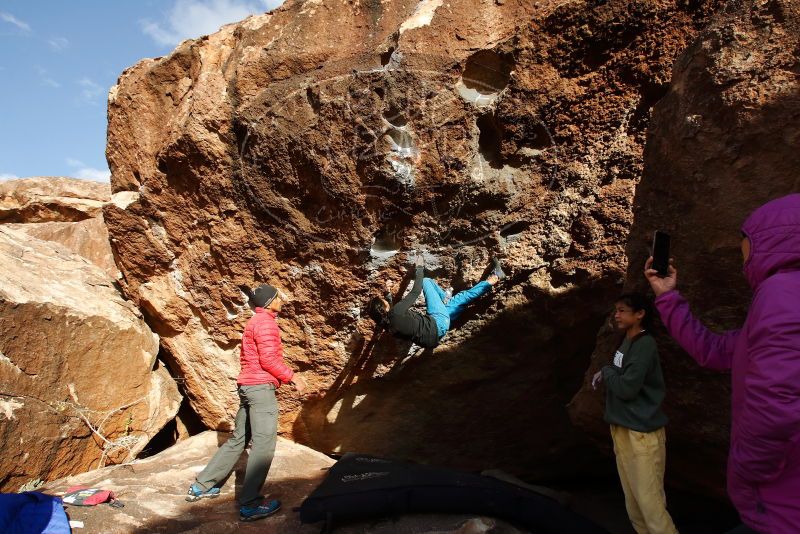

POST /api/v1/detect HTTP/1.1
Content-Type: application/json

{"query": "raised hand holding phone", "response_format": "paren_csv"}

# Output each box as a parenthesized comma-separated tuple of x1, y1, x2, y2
(651, 231, 671, 276)
(645, 256, 677, 296)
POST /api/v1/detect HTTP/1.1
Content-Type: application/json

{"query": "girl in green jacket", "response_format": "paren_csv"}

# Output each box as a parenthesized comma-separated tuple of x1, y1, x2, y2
(592, 293, 677, 534)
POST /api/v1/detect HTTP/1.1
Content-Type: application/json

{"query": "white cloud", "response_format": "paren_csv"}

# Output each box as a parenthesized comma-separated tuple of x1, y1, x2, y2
(74, 167, 111, 182)
(66, 159, 110, 182)
(66, 158, 85, 168)
(34, 65, 61, 88)
(140, 20, 177, 46)
(77, 77, 105, 105)
(48, 37, 70, 51)
(141, 0, 283, 46)
(0, 173, 20, 181)
(0, 12, 31, 32)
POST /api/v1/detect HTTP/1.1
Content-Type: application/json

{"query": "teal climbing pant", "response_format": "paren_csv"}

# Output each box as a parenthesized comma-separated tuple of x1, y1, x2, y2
(423, 277, 492, 339)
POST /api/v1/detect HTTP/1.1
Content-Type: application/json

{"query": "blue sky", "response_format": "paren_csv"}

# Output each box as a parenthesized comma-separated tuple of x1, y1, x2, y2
(0, 0, 283, 182)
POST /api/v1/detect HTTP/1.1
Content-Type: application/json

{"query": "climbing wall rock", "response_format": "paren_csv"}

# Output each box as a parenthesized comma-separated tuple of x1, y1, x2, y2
(105, 0, 726, 480)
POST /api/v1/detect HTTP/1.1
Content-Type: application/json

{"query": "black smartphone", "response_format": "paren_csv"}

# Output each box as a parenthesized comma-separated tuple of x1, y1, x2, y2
(652, 231, 671, 277)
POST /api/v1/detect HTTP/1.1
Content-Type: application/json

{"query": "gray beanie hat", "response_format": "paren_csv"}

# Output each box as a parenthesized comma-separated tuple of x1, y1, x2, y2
(249, 284, 278, 308)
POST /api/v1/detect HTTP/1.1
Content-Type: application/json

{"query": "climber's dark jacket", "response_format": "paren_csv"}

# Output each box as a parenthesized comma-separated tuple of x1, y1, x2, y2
(384, 266, 439, 348)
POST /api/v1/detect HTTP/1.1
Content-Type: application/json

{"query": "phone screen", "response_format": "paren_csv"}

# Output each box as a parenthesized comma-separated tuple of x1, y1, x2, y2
(652, 231, 671, 277)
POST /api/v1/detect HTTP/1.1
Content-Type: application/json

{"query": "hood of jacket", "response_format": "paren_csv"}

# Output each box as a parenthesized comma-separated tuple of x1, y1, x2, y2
(741, 193, 800, 290)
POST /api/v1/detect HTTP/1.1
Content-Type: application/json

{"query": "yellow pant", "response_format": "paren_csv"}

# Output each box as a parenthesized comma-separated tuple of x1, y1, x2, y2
(610, 425, 678, 534)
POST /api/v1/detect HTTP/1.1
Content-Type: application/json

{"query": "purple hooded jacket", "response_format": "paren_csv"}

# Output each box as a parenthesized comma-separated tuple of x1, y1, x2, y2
(655, 194, 800, 533)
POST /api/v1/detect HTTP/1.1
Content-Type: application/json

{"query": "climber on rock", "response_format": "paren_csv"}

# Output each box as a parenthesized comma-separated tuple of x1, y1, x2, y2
(367, 254, 505, 348)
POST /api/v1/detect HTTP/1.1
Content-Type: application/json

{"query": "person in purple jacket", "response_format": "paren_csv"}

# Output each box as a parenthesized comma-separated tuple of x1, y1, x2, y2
(645, 194, 800, 534)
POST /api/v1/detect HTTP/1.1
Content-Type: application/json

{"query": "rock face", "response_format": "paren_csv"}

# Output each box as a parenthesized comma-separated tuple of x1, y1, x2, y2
(1, 177, 119, 278)
(0, 226, 181, 491)
(103, 0, 730, 480)
(42, 431, 527, 534)
(5, 219, 120, 279)
(0, 177, 109, 223)
(569, 0, 800, 497)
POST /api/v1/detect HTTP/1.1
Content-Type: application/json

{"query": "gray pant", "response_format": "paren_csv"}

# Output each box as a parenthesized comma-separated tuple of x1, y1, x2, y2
(195, 384, 278, 507)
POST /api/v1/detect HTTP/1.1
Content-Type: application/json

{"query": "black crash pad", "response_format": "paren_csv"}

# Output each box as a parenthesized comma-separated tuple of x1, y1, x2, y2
(300, 453, 608, 533)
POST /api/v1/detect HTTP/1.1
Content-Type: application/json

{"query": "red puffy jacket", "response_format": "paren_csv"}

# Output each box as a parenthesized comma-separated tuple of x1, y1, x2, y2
(237, 308, 294, 387)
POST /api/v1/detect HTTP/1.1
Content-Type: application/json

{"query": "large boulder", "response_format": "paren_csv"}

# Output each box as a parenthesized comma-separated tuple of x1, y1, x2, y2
(0, 177, 109, 223)
(103, 0, 726, 479)
(569, 0, 800, 497)
(0, 226, 181, 491)
(1, 177, 119, 278)
(5, 218, 120, 279)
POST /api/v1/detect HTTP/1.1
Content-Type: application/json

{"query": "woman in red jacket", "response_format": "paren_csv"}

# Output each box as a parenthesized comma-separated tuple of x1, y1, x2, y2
(186, 283, 307, 522)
